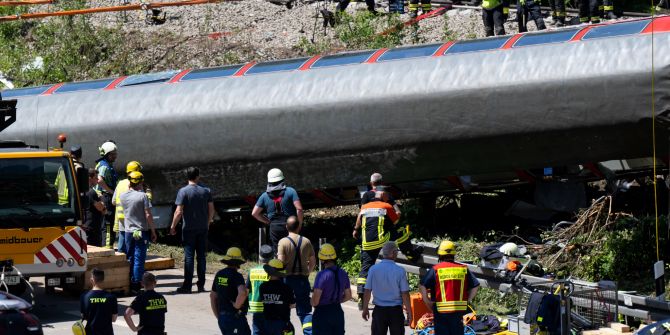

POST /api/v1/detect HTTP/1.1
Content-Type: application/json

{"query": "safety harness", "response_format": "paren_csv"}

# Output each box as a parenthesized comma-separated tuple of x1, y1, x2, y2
(286, 236, 303, 275)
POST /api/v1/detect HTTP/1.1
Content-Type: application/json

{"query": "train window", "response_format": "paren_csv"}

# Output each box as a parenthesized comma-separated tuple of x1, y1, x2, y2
(1, 85, 51, 98)
(377, 44, 442, 62)
(514, 29, 580, 47)
(444, 36, 509, 55)
(181, 65, 243, 81)
(119, 70, 180, 87)
(583, 19, 651, 40)
(55, 79, 115, 94)
(246, 58, 309, 75)
(311, 51, 376, 68)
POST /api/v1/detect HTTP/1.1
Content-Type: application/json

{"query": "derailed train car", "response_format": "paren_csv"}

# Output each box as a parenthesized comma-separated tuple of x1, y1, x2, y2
(1, 17, 669, 220)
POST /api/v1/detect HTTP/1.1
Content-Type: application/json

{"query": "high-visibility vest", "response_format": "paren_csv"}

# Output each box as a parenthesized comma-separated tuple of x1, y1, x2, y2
(481, 0, 501, 9)
(433, 262, 469, 313)
(248, 266, 269, 313)
(114, 179, 153, 231)
(55, 167, 69, 206)
(95, 159, 118, 193)
(395, 225, 411, 244)
(360, 201, 397, 251)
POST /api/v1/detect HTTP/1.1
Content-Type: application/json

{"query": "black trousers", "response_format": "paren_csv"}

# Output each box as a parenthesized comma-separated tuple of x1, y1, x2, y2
(482, 5, 505, 36)
(100, 193, 116, 249)
(434, 311, 465, 335)
(357, 247, 381, 295)
(372, 306, 405, 335)
(409, 0, 431, 12)
(549, 0, 565, 19)
(517, 0, 546, 32)
(579, 0, 600, 22)
(337, 0, 375, 12)
(269, 222, 288, 255)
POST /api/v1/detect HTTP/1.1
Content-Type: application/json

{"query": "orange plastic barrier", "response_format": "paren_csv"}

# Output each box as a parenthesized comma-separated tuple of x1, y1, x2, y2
(410, 292, 431, 329)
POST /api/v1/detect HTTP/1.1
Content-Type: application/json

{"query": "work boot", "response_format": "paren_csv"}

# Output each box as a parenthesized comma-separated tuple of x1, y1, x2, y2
(556, 16, 565, 26)
(357, 293, 365, 311)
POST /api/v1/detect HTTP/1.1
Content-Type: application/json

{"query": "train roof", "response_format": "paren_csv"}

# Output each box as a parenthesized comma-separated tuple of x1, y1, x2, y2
(3, 16, 669, 99)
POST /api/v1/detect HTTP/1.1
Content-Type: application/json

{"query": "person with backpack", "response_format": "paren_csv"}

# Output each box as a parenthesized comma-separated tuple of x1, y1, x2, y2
(277, 216, 315, 335)
(252, 168, 304, 255)
(311, 243, 351, 335)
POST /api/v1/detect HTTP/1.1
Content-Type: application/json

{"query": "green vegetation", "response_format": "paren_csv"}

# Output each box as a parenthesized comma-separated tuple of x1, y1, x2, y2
(334, 11, 405, 50)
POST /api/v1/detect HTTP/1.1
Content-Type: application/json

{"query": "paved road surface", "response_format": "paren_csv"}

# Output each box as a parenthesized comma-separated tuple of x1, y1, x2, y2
(28, 268, 413, 335)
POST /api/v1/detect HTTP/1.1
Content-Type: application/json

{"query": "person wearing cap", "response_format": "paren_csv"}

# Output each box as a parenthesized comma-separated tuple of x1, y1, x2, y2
(260, 259, 296, 335)
(361, 173, 423, 263)
(419, 241, 480, 335)
(361, 241, 411, 335)
(211, 247, 250, 335)
(252, 168, 304, 254)
(311, 243, 351, 335)
(247, 244, 274, 335)
(278, 216, 315, 335)
(84, 168, 106, 247)
(171, 167, 215, 294)
(70, 145, 86, 175)
(96, 140, 119, 249)
(112, 161, 152, 255)
(120, 171, 157, 293)
(354, 190, 399, 310)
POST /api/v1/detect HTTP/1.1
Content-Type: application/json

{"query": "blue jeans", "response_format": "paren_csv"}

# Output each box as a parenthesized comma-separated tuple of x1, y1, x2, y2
(182, 229, 207, 289)
(125, 231, 149, 284)
(117, 230, 127, 256)
(252, 313, 265, 335)
(218, 312, 250, 335)
(284, 275, 312, 335)
(313, 303, 344, 335)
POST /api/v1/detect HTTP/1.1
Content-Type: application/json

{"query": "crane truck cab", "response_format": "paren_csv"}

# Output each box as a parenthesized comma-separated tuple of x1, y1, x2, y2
(0, 94, 89, 296)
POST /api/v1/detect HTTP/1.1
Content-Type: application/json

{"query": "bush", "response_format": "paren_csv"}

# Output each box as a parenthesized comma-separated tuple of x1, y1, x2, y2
(335, 11, 405, 50)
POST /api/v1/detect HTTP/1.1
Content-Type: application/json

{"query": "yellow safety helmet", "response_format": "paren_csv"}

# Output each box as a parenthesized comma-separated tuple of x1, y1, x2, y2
(128, 171, 144, 184)
(221, 247, 246, 265)
(318, 243, 337, 261)
(437, 240, 456, 256)
(126, 161, 143, 174)
(72, 320, 86, 335)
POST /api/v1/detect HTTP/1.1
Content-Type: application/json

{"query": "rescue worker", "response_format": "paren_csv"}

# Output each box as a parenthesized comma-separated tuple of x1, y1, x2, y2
(278, 216, 315, 335)
(419, 241, 480, 335)
(548, 0, 566, 26)
(120, 171, 158, 293)
(353, 190, 399, 310)
(252, 168, 304, 255)
(95, 140, 119, 250)
(408, 0, 431, 18)
(247, 244, 274, 335)
(85, 169, 106, 247)
(311, 243, 351, 335)
(124, 272, 167, 335)
(211, 247, 250, 335)
(599, 0, 617, 20)
(260, 259, 296, 335)
(579, 0, 600, 24)
(112, 161, 152, 255)
(80, 268, 118, 335)
(517, 0, 546, 33)
(70, 145, 86, 175)
(481, 0, 509, 36)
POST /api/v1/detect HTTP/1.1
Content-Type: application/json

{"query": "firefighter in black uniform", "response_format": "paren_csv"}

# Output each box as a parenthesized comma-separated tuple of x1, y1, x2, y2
(549, 0, 566, 26)
(579, 0, 600, 24)
(481, 0, 509, 36)
(353, 191, 398, 310)
(599, 0, 617, 20)
(517, 0, 546, 32)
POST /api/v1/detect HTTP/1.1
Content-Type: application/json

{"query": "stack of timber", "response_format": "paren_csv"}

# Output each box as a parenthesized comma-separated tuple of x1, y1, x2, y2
(581, 322, 633, 335)
(85, 246, 130, 295)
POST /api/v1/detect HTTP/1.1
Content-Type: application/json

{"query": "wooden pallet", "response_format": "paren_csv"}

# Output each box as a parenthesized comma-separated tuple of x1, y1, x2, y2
(85, 246, 130, 292)
(145, 257, 175, 271)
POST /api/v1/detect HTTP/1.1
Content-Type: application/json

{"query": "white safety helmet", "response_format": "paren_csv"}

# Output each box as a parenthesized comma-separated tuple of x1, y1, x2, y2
(267, 168, 285, 183)
(499, 242, 521, 257)
(370, 172, 383, 183)
(99, 141, 117, 156)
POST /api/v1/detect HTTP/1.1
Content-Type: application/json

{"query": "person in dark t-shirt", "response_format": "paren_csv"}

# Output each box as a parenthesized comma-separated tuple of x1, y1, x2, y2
(211, 247, 250, 335)
(124, 272, 167, 335)
(260, 259, 296, 335)
(80, 268, 118, 335)
(85, 168, 106, 247)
